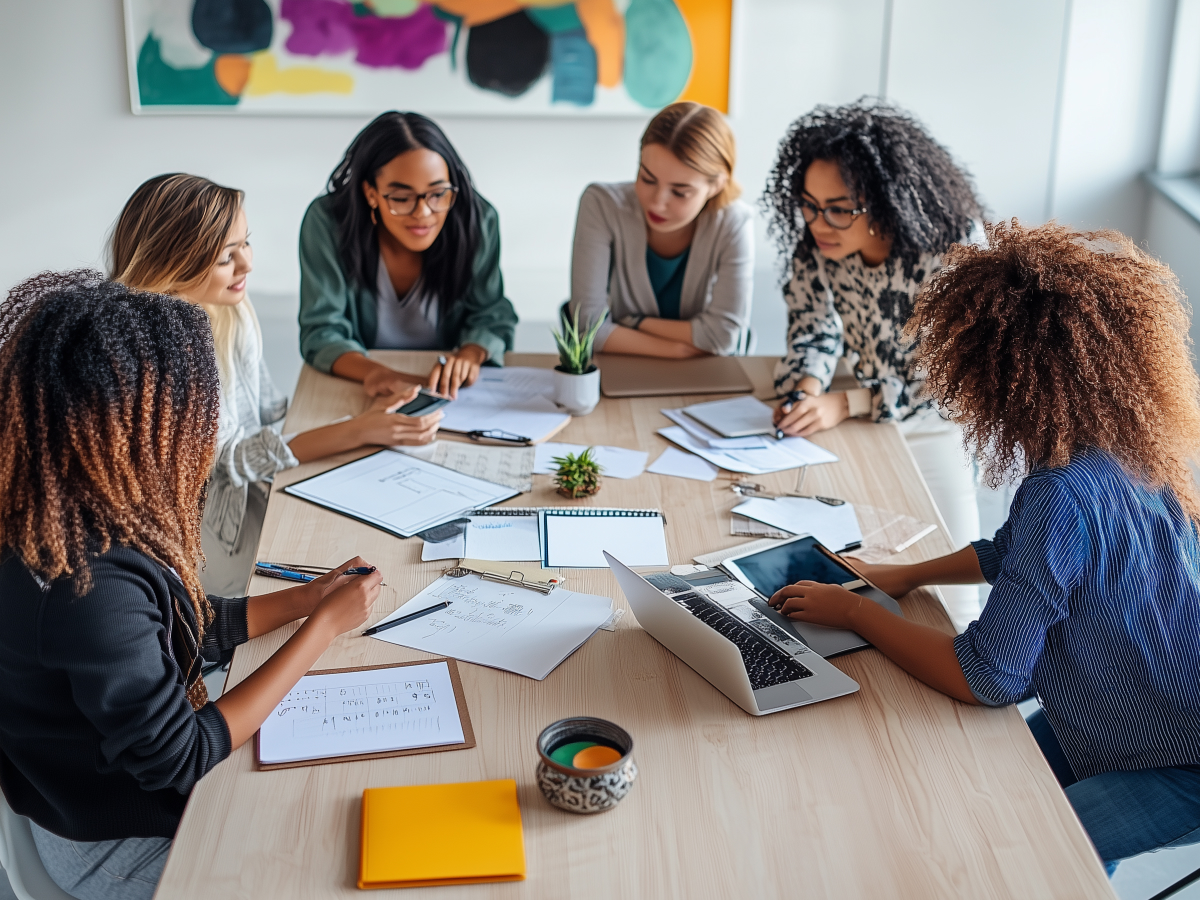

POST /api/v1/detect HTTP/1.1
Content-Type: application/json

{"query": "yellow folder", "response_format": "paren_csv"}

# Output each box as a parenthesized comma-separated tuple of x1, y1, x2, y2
(358, 779, 526, 889)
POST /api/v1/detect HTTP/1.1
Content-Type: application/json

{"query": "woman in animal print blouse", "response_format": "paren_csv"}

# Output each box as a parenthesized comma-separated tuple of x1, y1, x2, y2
(763, 99, 985, 630)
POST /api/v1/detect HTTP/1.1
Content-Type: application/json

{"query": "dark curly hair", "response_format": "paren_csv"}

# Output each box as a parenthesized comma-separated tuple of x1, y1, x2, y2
(0, 270, 220, 628)
(908, 221, 1200, 522)
(763, 98, 983, 277)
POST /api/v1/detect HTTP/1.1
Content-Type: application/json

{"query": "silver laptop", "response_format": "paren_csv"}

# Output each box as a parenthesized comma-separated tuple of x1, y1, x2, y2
(605, 553, 859, 716)
(720, 535, 904, 658)
(597, 354, 754, 398)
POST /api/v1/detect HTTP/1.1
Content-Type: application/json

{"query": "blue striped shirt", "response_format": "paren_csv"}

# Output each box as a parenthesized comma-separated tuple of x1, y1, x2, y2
(954, 450, 1200, 780)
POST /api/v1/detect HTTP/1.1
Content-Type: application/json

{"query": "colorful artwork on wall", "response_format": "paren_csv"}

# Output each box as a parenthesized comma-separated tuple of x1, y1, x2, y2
(123, 0, 733, 115)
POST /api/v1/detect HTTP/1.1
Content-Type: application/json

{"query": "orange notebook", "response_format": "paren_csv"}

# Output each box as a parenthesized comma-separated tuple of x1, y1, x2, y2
(358, 779, 526, 889)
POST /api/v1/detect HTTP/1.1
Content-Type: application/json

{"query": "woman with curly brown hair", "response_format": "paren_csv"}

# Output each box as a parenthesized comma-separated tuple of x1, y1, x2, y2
(763, 99, 986, 629)
(766, 222, 1200, 875)
(0, 271, 381, 900)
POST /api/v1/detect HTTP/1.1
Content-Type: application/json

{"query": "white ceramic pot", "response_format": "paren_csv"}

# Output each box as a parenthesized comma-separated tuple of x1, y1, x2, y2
(553, 366, 600, 416)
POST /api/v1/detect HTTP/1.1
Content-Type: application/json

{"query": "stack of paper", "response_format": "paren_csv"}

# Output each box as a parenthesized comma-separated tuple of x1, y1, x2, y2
(368, 573, 612, 680)
(438, 367, 571, 444)
(533, 443, 648, 479)
(732, 496, 863, 552)
(658, 425, 838, 474)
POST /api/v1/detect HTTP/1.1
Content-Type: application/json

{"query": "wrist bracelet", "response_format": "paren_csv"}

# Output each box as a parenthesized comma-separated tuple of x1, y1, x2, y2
(630, 315, 646, 331)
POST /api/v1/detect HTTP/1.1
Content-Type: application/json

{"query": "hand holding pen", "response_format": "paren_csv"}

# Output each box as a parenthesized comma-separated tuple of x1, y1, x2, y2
(774, 390, 807, 440)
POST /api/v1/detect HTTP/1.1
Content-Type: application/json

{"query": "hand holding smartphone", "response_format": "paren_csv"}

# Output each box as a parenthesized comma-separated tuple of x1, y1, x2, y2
(392, 387, 451, 417)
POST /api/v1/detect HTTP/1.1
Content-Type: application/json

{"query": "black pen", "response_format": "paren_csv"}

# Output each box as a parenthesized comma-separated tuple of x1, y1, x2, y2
(775, 390, 807, 440)
(342, 566, 376, 576)
(362, 601, 451, 637)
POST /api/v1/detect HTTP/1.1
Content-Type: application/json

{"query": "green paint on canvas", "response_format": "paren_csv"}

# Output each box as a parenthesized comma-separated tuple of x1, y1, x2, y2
(624, 0, 692, 108)
(137, 35, 238, 106)
(527, 4, 584, 34)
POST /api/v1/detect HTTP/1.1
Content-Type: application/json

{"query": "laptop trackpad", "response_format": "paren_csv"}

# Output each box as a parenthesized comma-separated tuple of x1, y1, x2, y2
(753, 681, 814, 711)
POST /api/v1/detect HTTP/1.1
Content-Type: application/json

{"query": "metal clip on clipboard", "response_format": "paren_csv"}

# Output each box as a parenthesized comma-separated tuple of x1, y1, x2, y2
(443, 566, 558, 594)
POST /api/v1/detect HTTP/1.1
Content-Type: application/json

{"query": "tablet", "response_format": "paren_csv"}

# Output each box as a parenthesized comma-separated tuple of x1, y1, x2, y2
(720, 535, 903, 657)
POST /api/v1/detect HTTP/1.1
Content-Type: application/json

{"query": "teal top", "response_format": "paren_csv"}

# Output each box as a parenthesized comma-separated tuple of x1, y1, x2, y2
(298, 194, 517, 373)
(644, 245, 691, 321)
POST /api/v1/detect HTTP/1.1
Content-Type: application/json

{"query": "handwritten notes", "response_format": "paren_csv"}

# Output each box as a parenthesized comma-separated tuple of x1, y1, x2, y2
(257, 661, 466, 765)
(368, 573, 612, 680)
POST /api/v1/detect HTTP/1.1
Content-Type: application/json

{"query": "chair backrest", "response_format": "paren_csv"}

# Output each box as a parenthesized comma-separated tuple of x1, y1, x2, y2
(0, 791, 76, 900)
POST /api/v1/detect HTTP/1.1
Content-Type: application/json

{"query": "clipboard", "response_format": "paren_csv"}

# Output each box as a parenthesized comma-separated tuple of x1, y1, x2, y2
(255, 658, 475, 771)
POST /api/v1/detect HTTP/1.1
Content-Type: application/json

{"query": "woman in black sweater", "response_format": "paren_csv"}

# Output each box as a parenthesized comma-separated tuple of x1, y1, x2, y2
(0, 271, 382, 900)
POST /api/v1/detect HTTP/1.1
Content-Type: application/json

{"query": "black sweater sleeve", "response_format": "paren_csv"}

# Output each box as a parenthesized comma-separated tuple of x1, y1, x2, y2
(37, 553, 231, 795)
(201, 594, 250, 659)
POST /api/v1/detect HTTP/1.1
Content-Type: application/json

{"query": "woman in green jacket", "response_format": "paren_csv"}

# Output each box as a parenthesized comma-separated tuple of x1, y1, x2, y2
(299, 111, 517, 398)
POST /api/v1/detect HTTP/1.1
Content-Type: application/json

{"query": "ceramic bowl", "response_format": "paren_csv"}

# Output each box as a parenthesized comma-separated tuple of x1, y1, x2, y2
(535, 716, 637, 814)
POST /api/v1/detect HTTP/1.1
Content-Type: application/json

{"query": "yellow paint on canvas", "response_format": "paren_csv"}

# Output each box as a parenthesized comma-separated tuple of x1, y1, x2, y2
(674, 0, 732, 112)
(244, 53, 354, 96)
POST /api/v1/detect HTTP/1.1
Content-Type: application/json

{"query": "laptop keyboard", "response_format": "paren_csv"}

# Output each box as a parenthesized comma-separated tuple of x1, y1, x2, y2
(671, 591, 814, 690)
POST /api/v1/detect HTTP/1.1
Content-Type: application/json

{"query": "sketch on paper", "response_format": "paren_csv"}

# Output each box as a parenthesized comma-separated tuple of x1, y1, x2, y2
(123, 0, 734, 115)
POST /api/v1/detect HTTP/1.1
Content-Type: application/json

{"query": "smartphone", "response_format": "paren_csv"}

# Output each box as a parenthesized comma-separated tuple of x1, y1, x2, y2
(392, 388, 451, 417)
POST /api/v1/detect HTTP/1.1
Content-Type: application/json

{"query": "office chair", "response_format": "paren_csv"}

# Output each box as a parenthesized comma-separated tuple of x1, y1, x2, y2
(0, 792, 75, 900)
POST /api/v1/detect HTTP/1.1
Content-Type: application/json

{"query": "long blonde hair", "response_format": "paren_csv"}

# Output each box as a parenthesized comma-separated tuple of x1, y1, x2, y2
(640, 102, 741, 210)
(109, 174, 261, 417)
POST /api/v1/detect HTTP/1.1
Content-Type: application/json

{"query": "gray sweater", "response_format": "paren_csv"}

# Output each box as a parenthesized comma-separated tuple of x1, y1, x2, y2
(566, 182, 755, 355)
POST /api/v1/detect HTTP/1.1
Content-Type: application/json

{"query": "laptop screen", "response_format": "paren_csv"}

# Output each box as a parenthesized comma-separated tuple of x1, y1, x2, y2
(728, 536, 857, 599)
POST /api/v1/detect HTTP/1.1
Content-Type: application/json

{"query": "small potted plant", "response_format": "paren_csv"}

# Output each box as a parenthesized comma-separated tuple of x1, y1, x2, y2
(551, 310, 606, 416)
(553, 447, 602, 499)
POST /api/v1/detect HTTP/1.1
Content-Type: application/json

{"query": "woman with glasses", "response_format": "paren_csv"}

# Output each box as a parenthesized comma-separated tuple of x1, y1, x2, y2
(300, 111, 517, 398)
(566, 101, 754, 358)
(765, 99, 986, 630)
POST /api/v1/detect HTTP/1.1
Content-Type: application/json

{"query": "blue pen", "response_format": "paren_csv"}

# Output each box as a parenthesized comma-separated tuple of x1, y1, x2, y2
(254, 563, 317, 583)
(775, 390, 807, 440)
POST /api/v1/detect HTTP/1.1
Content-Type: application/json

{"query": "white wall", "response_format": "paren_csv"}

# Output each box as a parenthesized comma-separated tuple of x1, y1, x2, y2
(0, 0, 1177, 376)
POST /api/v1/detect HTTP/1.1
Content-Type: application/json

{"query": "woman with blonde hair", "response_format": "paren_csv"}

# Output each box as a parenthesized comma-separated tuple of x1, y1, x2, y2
(566, 101, 754, 357)
(111, 174, 442, 596)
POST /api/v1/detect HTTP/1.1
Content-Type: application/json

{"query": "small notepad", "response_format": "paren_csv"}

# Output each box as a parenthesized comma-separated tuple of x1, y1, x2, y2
(539, 508, 668, 568)
(359, 780, 526, 889)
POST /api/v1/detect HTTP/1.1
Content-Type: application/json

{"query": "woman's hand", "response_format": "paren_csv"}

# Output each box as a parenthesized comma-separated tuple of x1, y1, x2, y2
(774, 391, 850, 437)
(362, 364, 422, 398)
(309, 566, 384, 638)
(841, 558, 921, 599)
(767, 581, 864, 629)
(427, 344, 488, 398)
(350, 389, 442, 446)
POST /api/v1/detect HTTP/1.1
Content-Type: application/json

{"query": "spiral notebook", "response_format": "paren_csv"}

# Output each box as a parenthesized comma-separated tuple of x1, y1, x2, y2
(538, 508, 668, 568)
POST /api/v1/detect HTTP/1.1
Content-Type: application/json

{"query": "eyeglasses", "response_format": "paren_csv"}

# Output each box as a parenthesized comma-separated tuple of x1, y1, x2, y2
(380, 186, 458, 217)
(799, 198, 868, 230)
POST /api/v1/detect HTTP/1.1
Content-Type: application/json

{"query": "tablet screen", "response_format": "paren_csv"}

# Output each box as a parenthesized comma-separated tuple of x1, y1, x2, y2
(728, 536, 856, 599)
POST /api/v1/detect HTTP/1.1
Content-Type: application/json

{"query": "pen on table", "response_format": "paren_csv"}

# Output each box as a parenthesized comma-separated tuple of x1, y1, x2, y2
(253, 564, 317, 583)
(775, 390, 807, 441)
(362, 601, 451, 637)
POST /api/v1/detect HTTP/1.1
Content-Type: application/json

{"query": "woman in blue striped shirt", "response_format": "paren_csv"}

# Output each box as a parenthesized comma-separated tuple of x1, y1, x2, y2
(768, 221, 1200, 875)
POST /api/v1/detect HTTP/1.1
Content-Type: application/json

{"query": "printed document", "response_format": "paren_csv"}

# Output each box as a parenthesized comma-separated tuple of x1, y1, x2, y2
(437, 367, 570, 443)
(257, 661, 465, 764)
(658, 426, 838, 474)
(732, 497, 863, 552)
(368, 574, 612, 680)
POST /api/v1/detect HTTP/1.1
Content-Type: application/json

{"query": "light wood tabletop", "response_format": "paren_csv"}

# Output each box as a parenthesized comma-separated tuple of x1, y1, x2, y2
(158, 352, 1115, 899)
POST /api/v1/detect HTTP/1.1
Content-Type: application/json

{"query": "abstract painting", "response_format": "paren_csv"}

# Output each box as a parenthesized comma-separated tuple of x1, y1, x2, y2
(123, 0, 733, 115)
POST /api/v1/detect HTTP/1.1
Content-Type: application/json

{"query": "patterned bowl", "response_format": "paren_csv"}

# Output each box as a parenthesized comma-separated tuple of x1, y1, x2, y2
(535, 717, 638, 814)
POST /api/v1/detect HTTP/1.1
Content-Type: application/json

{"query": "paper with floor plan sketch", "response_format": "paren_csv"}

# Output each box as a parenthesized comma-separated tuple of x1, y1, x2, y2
(658, 426, 839, 474)
(396, 440, 535, 492)
(368, 573, 612, 679)
(437, 367, 571, 443)
(284, 450, 518, 538)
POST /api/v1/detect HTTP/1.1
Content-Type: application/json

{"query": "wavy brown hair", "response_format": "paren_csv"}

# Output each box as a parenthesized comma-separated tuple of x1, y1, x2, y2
(0, 270, 220, 629)
(908, 220, 1200, 521)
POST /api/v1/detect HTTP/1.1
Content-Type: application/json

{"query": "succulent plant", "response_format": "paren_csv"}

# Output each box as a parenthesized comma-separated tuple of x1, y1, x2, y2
(551, 309, 606, 375)
(552, 447, 602, 499)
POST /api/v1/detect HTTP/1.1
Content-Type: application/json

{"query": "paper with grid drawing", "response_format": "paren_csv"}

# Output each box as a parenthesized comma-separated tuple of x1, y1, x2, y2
(257, 661, 465, 765)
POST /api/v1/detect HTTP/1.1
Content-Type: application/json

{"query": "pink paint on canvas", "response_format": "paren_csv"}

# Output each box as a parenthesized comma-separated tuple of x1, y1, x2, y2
(281, 0, 446, 70)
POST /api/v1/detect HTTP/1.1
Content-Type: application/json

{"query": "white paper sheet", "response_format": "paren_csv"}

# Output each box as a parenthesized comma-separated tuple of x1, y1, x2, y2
(368, 574, 612, 680)
(437, 367, 570, 443)
(257, 661, 465, 764)
(533, 443, 648, 479)
(422, 531, 465, 561)
(540, 511, 668, 568)
(395, 441, 534, 492)
(660, 408, 769, 449)
(465, 515, 542, 561)
(732, 497, 864, 551)
(284, 450, 519, 538)
(647, 446, 719, 481)
(681, 396, 776, 438)
(658, 426, 838, 474)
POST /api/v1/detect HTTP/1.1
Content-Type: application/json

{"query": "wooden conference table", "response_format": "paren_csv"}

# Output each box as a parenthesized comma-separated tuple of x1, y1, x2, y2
(159, 352, 1114, 899)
